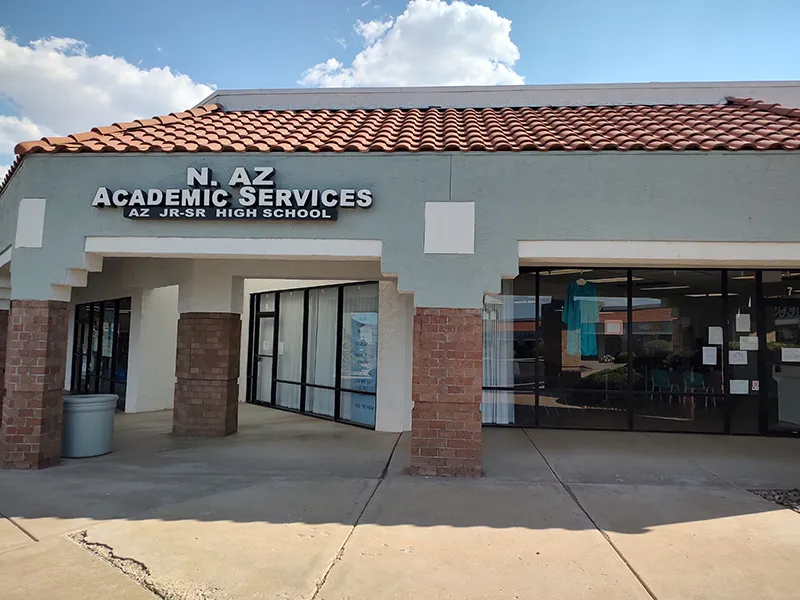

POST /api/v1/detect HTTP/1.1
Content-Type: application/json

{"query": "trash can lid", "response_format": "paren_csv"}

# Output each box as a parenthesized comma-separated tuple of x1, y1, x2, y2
(63, 394, 119, 406)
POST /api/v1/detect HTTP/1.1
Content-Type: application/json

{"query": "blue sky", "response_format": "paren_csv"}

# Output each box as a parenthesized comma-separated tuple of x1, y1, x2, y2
(5, 0, 800, 88)
(1, 0, 800, 171)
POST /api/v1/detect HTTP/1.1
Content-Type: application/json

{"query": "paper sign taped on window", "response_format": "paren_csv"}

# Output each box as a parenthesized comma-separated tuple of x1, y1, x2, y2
(781, 347, 800, 362)
(729, 350, 747, 365)
(708, 326, 723, 345)
(730, 379, 749, 395)
(702, 346, 717, 365)
(735, 313, 751, 333)
(740, 336, 759, 351)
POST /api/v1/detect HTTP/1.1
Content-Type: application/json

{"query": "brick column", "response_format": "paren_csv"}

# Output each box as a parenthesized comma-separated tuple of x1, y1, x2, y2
(173, 312, 240, 437)
(0, 309, 8, 426)
(410, 308, 482, 477)
(0, 300, 69, 469)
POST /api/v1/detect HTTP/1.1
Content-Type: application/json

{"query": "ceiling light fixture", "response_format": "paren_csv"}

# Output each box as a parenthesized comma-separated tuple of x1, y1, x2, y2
(540, 269, 595, 276)
(587, 276, 643, 284)
(639, 285, 691, 291)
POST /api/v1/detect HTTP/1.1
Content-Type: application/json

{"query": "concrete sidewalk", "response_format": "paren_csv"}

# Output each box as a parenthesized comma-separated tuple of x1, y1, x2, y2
(1, 404, 799, 600)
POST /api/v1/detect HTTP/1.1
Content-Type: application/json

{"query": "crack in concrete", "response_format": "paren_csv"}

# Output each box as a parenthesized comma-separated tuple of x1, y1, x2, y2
(70, 530, 229, 600)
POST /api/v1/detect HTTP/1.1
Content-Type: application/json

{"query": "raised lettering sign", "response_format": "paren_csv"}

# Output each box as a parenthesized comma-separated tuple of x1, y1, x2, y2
(91, 166, 373, 221)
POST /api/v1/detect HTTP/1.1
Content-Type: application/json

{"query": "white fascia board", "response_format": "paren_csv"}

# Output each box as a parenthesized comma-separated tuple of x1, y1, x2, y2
(519, 240, 800, 267)
(85, 237, 382, 260)
(199, 81, 800, 111)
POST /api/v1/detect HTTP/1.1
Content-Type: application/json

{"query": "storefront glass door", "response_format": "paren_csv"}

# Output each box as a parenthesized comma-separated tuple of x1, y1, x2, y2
(247, 282, 379, 429)
(763, 297, 800, 433)
(255, 315, 275, 404)
(71, 297, 131, 410)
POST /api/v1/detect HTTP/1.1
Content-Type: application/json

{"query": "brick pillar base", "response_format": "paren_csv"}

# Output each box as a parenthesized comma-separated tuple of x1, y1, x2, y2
(173, 312, 241, 437)
(0, 309, 8, 427)
(0, 300, 69, 469)
(410, 308, 482, 477)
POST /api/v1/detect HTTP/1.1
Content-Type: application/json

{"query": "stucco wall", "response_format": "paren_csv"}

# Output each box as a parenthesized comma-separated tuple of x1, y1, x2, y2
(3, 151, 800, 308)
(131, 285, 178, 413)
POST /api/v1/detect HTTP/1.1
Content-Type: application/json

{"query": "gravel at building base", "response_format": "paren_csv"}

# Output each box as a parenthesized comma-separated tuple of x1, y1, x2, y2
(750, 489, 800, 514)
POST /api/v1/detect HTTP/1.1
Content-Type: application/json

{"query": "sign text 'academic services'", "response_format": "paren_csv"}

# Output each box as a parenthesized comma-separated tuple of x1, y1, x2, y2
(91, 166, 374, 221)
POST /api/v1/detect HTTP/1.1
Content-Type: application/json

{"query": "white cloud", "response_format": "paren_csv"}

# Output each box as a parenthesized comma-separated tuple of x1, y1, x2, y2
(299, 0, 524, 87)
(0, 27, 213, 152)
(0, 115, 48, 155)
(354, 18, 394, 45)
(0, 164, 9, 180)
(335, 36, 347, 49)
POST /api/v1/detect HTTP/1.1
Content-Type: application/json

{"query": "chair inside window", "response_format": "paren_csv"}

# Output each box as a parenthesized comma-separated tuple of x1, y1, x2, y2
(683, 371, 715, 406)
(651, 369, 677, 401)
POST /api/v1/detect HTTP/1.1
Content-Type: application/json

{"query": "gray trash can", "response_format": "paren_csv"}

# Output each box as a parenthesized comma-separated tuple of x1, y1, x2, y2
(62, 394, 119, 458)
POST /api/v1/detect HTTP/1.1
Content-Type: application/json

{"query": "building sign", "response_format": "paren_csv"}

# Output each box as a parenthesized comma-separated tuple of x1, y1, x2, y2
(91, 166, 373, 221)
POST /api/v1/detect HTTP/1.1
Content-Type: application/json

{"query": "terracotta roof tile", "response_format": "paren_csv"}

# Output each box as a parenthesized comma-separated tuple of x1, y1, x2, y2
(3, 98, 800, 191)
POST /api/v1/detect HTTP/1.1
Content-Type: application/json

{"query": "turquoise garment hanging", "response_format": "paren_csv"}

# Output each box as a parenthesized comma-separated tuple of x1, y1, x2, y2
(562, 280, 600, 357)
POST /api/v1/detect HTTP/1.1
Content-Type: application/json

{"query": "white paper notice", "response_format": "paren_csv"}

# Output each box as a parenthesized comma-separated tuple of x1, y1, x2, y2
(729, 350, 748, 365)
(278, 341, 285, 355)
(736, 313, 751, 333)
(781, 347, 800, 363)
(702, 346, 718, 365)
(708, 326, 723, 345)
(740, 336, 759, 351)
(730, 379, 749, 395)
(605, 320, 623, 335)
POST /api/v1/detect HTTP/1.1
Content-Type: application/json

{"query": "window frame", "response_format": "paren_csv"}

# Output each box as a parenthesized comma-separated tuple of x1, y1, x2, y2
(247, 281, 379, 429)
(482, 268, 775, 434)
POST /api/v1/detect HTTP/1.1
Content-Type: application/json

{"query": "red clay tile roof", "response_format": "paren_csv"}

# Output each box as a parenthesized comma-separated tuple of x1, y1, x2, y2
(3, 96, 800, 190)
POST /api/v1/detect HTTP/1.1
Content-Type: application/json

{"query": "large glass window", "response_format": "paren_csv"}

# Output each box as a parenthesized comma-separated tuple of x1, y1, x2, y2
(481, 269, 786, 435)
(727, 271, 761, 434)
(538, 269, 630, 429)
(762, 271, 800, 434)
(306, 287, 339, 417)
(340, 284, 379, 427)
(71, 297, 131, 410)
(248, 282, 379, 429)
(631, 270, 725, 433)
(482, 276, 537, 426)
(275, 289, 304, 410)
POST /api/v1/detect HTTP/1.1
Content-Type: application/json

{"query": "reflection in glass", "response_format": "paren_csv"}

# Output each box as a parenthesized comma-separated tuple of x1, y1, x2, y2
(259, 293, 276, 313)
(276, 290, 304, 385)
(276, 382, 300, 410)
(71, 297, 131, 410)
(481, 276, 537, 425)
(727, 271, 760, 434)
(306, 287, 338, 417)
(341, 391, 376, 427)
(762, 271, 800, 433)
(340, 284, 379, 399)
(537, 269, 629, 429)
(256, 356, 273, 403)
(339, 284, 379, 423)
(631, 270, 725, 433)
(250, 283, 380, 428)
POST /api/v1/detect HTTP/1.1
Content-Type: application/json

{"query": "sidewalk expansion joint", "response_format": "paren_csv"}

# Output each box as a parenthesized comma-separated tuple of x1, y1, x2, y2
(0, 511, 38, 542)
(522, 429, 661, 600)
(310, 432, 401, 600)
